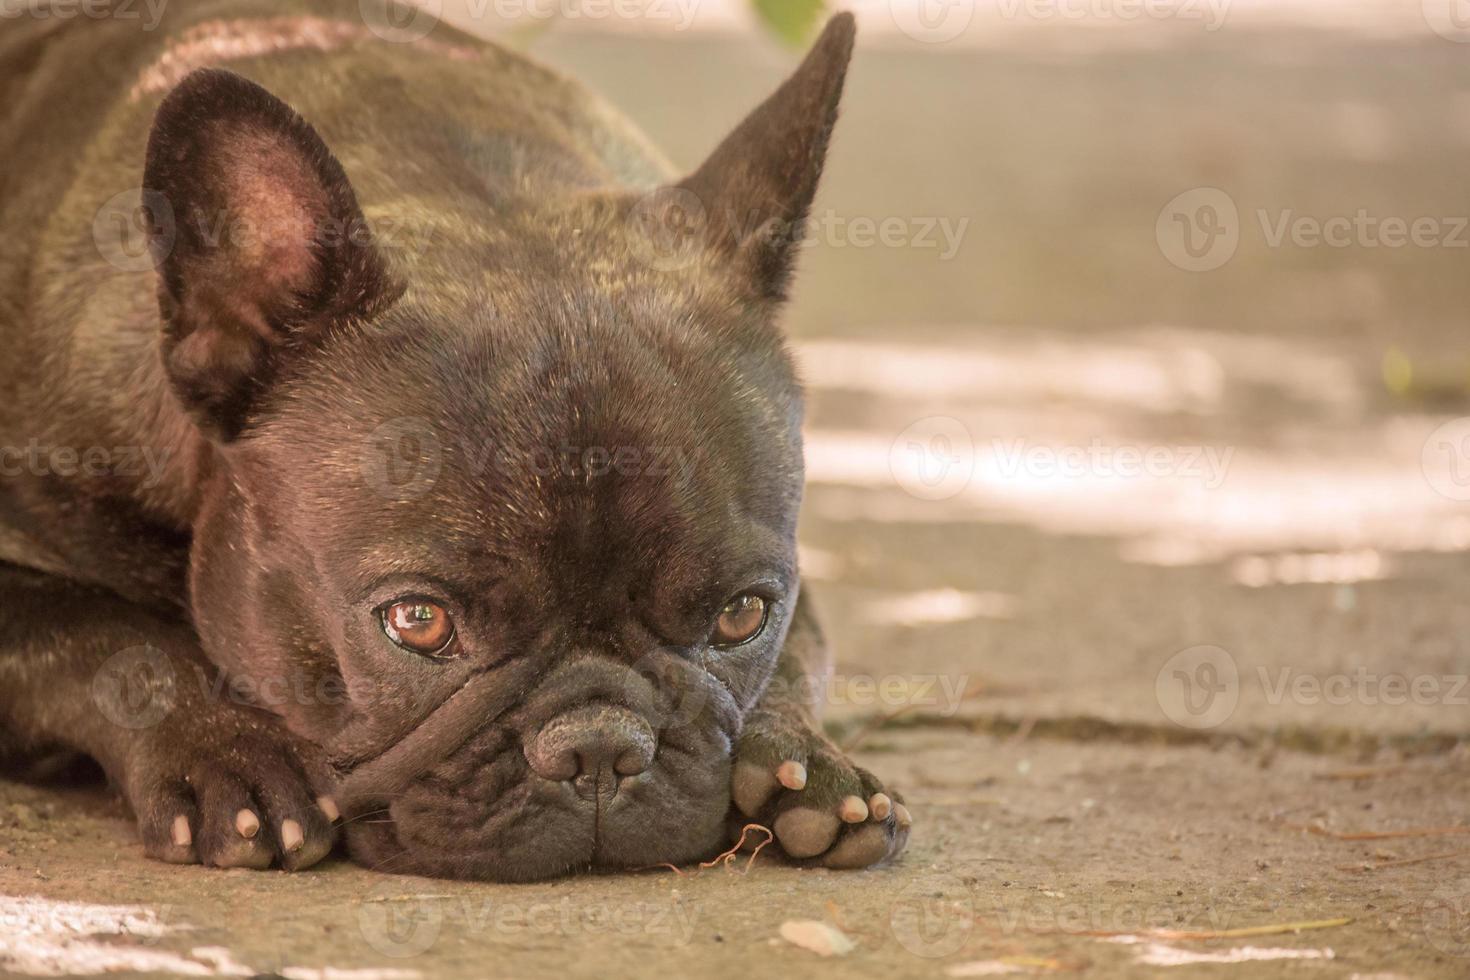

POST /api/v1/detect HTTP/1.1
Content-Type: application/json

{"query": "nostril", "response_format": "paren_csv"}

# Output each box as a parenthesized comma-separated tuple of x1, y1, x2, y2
(613, 744, 652, 777)
(525, 705, 656, 789)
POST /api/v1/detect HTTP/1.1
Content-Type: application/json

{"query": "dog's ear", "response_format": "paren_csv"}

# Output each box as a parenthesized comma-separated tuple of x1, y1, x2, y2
(677, 12, 855, 303)
(143, 69, 396, 441)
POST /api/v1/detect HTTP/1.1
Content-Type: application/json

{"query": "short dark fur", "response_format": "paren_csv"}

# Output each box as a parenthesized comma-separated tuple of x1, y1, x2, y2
(0, 0, 905, 880)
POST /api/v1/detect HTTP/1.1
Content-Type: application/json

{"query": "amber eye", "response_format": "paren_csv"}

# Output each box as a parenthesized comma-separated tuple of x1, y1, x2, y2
(711, 594, 769, 647)
(380, 600, 456, 656)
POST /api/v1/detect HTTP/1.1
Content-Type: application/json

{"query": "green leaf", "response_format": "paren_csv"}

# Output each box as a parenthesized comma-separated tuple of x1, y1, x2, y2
(752, 0, 826, 46)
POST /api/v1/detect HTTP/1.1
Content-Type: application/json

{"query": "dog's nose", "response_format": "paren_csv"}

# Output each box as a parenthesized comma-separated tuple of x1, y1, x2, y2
(525, 705, 655, 801)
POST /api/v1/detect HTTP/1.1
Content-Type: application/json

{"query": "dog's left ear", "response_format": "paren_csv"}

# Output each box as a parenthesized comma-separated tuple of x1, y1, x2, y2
(677, 12, 856, 303)
(143, 69, 396, 441)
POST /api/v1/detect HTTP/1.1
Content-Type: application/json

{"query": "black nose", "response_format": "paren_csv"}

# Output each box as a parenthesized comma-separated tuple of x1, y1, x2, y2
(525, 705, 655, 801)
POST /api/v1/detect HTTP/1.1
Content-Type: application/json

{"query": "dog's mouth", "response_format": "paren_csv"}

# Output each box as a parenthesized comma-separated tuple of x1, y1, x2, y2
(328, 656, 743, 880)
(342, 747, 732, 881)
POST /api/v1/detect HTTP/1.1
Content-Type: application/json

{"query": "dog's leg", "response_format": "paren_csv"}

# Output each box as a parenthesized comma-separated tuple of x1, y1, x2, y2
(729, 583, 911, 868)
(0, 563, 337, 870)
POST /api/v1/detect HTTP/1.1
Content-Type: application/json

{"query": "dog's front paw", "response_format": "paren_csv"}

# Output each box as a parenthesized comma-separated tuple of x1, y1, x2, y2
(123, 708, 339, 871)
(731, 708, 910, 869)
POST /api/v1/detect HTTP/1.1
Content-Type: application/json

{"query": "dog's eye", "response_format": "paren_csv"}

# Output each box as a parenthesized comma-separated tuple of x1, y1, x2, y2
(380, 600, 456, 656)
(711, 594, 769, 647)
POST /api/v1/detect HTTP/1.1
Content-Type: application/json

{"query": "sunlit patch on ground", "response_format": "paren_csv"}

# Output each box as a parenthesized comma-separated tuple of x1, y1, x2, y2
(798, 332, 1470, 574)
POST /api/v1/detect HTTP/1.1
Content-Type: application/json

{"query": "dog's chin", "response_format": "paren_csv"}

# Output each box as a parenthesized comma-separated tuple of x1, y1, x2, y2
(344, 760, 734, 882)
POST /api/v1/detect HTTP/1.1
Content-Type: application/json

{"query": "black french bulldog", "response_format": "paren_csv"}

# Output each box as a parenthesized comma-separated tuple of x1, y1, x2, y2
(0, 0, 909, 880)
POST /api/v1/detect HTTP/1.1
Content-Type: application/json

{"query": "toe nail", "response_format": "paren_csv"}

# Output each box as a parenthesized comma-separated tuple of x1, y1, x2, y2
(235, 809, 260, 839)
(894, 802, 912, 828)
(776, 760, 807, 791)
(318, 796, 340, 823)
(281, 819, 305, 853)
(839, 795, 869, 823)
(869, 793, 892, 820)
(170, 815, 192, 848)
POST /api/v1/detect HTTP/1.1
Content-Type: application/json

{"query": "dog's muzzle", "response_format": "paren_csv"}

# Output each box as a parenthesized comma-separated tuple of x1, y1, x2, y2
(524, 704, 655, 802)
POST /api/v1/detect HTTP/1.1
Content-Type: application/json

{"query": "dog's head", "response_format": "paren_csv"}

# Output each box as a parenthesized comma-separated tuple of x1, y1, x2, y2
(141, 16, 855, 879)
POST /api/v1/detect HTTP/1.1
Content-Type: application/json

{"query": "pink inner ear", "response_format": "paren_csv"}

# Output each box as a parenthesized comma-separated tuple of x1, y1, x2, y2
(212, 126, 326, 321)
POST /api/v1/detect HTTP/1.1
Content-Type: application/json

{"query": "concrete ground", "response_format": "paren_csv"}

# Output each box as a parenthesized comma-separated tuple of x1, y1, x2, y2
(4, 3, 1470, 977)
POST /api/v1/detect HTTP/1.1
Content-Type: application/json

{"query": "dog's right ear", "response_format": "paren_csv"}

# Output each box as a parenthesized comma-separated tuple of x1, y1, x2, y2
(143, 69, 397, 441)
(674, 12, 856, 304)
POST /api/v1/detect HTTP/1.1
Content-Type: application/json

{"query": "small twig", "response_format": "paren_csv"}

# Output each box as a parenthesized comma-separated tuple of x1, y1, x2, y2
(638, 823, 774, 877)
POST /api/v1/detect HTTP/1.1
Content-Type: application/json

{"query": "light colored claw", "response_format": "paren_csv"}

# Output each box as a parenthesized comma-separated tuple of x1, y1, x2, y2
(868, 793, 892, 821)
(280, 819, 305, 853)
(838, 795, 869, 823)
(235, 809, 261, 839)
(776, 760, 808, 791)
(894, 802, 912, 828)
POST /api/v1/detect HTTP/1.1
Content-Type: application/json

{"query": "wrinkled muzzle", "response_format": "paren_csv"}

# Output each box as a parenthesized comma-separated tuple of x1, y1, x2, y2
(334, 653, 741, 880)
